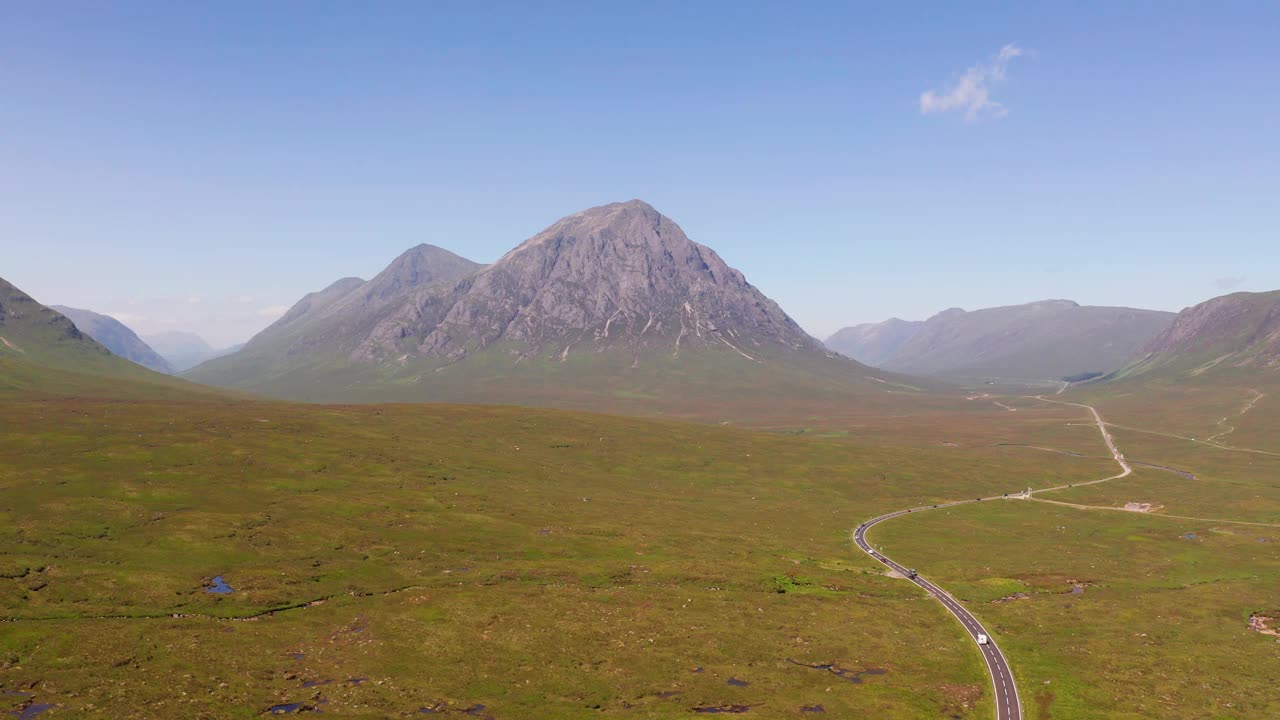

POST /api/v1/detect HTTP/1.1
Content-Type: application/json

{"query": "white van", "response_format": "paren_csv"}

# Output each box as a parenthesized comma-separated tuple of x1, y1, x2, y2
(977, 634, 989, 645)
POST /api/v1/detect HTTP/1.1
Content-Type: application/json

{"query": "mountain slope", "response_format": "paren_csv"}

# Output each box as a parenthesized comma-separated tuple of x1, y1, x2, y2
(353, 200, 821, 363)
(267, 276, 365, 333)
(829, 300, 1175, 382)
(825, 318, 923, 367)
(1112, 290, 1280, 380)
(1073, 290, 1280, 454)
(50, 305, 174, 373)
(0, 277, 216, 398)
(188, 245, 484, 385)
(1, 277, 123, 373)
(189, 200, 892, 412)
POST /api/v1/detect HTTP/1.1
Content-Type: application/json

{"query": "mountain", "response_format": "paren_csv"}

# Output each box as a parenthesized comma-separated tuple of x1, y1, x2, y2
(1, 277, 117, 371)
(50, 306, 174, 373)
(828, 300, 1176, 382)
(0, 276, 188, 393)
(267, 276, 365, 332)
(144, 331, 243, 372)
(190, 200, 889, 411)
(825, 318, 923, 367)
(1073, 290, 1280, 454)
(353, 200, 822, 363)
(188, 245, 483, 384)
(1113, 290, 1280, 380)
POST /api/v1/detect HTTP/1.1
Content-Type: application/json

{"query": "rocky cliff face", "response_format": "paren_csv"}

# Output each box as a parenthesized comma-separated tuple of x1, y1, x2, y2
(352, 200, 822, 365)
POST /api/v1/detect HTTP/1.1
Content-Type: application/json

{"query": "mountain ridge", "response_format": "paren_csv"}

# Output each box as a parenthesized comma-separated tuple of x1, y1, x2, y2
(1113, 289, 1280, 379)
(827, 299, 1175, 382)
(50, 305, 174, 373)
(188, 200, 888, 411)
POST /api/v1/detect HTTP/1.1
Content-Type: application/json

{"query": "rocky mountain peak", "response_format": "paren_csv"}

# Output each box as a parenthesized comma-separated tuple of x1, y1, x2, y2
(353, 200, 821, 364)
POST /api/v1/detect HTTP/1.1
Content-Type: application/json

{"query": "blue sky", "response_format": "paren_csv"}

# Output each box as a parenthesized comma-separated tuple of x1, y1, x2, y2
(3, 2, 1278, 346)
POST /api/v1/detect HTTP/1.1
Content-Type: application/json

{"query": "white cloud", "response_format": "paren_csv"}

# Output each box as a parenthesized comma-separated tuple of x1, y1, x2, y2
(187, 296, 203, 305)
(1213, 275, 1246, 290)
(231, 295, 255, 304)
(255, 304, 290, 318)
(920, 44, 1024, 121)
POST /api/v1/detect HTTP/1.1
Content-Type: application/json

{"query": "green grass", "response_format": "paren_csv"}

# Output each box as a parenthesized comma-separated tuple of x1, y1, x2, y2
(5, 386, 1060, 718)
(5, 357, 1280, 717)
(871, 500, 1280, 719)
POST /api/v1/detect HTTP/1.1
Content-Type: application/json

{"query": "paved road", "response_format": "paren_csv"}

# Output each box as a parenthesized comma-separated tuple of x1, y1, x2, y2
(850, 398, 1135, 719)
(855, 500, 1023, 720)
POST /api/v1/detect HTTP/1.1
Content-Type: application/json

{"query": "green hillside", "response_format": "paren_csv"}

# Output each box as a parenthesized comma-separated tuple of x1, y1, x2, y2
(0, 277, 226, 400)
(0, 277, 136, 376)
(1074, 290, 1280, 452)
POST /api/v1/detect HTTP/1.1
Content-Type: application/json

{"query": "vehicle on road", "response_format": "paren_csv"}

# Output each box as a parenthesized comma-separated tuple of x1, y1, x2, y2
(906, 568, 918, 579)
(977, 633, 989, 645)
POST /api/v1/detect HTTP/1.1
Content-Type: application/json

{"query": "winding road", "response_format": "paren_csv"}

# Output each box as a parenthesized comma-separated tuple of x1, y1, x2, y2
(855, 392, 1146, 717)
(850, 396, 1131, 720)
(855, 501, 1023, 720)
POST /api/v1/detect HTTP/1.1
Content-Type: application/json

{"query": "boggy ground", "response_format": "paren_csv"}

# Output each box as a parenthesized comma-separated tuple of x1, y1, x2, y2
(1, 393, 1100, 719)
(4, 376, 1278, 718)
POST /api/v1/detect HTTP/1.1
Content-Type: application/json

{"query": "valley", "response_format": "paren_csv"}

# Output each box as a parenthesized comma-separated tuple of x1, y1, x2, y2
(6, 214, 1280, 719)
(6, 9, 1278, 717)
(4, 347, 1279, 718)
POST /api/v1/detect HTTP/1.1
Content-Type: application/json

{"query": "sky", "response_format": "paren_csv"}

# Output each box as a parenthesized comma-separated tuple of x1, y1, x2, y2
(2, 2, 1278, 347)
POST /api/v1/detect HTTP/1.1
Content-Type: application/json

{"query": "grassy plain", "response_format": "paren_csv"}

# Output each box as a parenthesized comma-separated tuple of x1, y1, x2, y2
(2, 370, 1104, 719)
(872, 500, 1280, 719)
(4, 361, 1279, 718)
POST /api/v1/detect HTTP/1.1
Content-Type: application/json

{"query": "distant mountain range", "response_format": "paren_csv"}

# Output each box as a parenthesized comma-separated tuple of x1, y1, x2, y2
(189, 200, 885, 408)
(143, 331, 243, 372)
(827, 300, 1176, 382)
(50, 306, 174, 373)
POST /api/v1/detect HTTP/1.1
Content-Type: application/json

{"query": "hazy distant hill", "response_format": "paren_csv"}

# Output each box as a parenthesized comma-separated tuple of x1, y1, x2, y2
(827, 300, 1175, 382)
(50, 305, 174, 373)
(145, 331, 242, 372)
(189, 200, 891, 409)
(825, 318, 923, 367)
